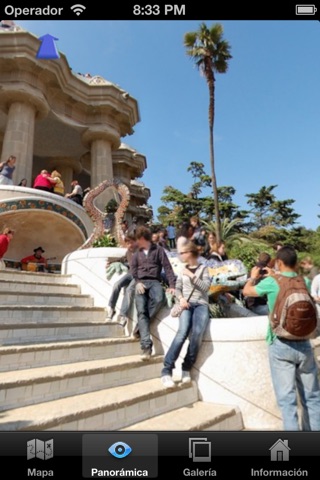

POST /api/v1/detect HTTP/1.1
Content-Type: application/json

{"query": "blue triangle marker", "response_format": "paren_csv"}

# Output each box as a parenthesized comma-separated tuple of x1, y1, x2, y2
(36, 34, 60, 60)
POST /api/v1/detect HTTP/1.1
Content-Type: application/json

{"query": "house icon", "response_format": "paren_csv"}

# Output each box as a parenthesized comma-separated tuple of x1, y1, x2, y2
(269, 439, 290, 461)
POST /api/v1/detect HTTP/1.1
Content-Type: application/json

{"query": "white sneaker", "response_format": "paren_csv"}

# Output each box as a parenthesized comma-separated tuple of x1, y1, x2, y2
(140, 349, 152, 360)
(181, 371, 191, 384)
(161, 375, 175, 389)
(117, 316, 128, 327)
(105, 306, 115, 320)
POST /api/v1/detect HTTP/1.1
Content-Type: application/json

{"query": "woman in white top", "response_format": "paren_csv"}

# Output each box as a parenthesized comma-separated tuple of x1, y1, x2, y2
(161, 240, 211, 388)
(65, 180, 83, 205)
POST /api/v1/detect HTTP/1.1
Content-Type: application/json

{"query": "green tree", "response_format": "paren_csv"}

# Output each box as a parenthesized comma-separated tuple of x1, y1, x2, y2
(159, 185, 199, 224)
(228, 241, 273, 272)
(184, 22, 232, 244)
(187, 161, 211, 199)
(158, 162, 240, 226)
(245, 185, 300, 232)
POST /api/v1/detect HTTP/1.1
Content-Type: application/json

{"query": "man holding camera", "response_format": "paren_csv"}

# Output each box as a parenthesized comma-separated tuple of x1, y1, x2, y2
(243, 245, 320, 431)
(244, 252, 271, 315)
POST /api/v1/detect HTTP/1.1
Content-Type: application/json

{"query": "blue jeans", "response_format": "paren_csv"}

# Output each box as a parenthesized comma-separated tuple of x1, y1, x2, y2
(108, 273, 133, 310)
(168, 238, 176, 249)
(219, 295, 256, 317)
(135, 279, 165, 351)
(268, 337, 320, 430)
(250, 304, 269, 316)
(119, 278, 135, 316)
(162, 303, 210, 376)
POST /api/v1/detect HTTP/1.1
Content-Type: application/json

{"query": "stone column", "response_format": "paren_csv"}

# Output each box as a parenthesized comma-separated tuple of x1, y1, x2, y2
(82, 126, 120, 187)
(90, 139, 113, 187)
(0, 90, 49, 186)
(1, 102, 36, 185)
(82, 126, 120, 211)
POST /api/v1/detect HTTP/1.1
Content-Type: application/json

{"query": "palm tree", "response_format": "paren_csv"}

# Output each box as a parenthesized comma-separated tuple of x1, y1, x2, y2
(201, 217, 244, 243)
(184, 23, 232, 244)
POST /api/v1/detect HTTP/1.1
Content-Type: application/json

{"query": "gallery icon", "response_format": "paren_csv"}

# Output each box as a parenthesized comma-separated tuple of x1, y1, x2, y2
(269, 439, 290, 461)
(27, 438, 54, 460)
(189, 437, 211, 462)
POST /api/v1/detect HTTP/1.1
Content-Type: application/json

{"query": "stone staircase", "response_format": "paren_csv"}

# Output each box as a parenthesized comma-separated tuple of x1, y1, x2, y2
(0, 269, 244, 431)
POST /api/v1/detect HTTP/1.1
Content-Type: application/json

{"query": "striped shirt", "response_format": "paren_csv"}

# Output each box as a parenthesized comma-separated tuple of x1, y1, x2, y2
(175, 264, 211, 305)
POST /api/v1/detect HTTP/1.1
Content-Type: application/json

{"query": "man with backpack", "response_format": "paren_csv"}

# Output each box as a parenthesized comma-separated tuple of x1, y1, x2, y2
(243, 245, 320, 431)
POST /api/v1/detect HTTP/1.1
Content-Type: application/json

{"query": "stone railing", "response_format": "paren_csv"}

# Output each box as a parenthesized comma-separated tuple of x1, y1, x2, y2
(62, 247, 320, 431)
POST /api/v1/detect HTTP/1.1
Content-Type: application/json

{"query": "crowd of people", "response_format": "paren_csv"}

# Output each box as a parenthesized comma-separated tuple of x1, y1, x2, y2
(104, 218, 320, 431)
(1, 154, 320, 430)
(243, 246, 320, 431)
(0, 155, 88, 205)
(33, 170, 86, 204)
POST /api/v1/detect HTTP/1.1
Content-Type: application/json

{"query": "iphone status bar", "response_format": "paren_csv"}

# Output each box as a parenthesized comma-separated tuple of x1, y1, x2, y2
(1, 2, 320, 20)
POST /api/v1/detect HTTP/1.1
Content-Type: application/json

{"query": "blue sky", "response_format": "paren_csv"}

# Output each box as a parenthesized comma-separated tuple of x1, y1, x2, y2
(19, 20, 320, 230)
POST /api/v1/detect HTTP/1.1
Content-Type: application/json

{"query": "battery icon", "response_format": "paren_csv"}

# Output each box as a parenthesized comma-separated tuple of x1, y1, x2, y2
(296, 4, 317, 14)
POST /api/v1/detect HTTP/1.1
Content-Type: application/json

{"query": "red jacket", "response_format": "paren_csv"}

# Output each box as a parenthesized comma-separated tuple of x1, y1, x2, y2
(33, 173, 55, 189)
(21, 254, 47, 266)
(0, 234, 10, 259)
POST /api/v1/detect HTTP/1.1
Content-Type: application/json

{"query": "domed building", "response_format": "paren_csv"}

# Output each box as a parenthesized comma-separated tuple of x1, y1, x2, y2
(0, 23, 152, 265)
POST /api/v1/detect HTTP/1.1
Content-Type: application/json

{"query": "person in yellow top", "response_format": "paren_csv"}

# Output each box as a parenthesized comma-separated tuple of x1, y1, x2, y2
(51, 170, 65, 196)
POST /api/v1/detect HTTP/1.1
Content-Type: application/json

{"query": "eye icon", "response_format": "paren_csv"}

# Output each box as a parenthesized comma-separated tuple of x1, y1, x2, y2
(108, 442, 132, 459)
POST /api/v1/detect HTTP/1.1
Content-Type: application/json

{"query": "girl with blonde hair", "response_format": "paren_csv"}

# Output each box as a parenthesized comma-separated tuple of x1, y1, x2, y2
(51, 170, 65, 196)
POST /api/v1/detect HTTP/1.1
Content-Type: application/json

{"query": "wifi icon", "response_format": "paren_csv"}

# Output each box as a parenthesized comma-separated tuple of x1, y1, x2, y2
(70, 4, 86, 16)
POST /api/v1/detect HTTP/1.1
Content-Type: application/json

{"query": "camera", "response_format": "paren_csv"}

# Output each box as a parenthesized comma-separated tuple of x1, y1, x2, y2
(256, 261, 268, 276)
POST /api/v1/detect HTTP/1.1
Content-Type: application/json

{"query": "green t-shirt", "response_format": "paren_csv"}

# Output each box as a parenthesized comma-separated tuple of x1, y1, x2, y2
(255, 272, 311, 345)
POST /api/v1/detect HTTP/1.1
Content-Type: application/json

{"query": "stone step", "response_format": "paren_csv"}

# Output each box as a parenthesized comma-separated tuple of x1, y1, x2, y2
(0, 321, 124, 345)
(0, 378, 199, 431)
(0, 291, 93, 306)
(0, 269, 244, 433)
(0, 270, 74, 285)
(0, 355, 164, 412)
(0, 305, 106, 324)
(0, 279, 81, 295)
(122, 401, 244, 431)
(0, 337, 141, 371)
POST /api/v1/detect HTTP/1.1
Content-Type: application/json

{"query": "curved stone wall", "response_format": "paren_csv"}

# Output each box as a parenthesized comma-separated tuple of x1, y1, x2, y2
(0, 185, 94, 263)
(155, 314, 282, 430)
(62, 248, 283, 430)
